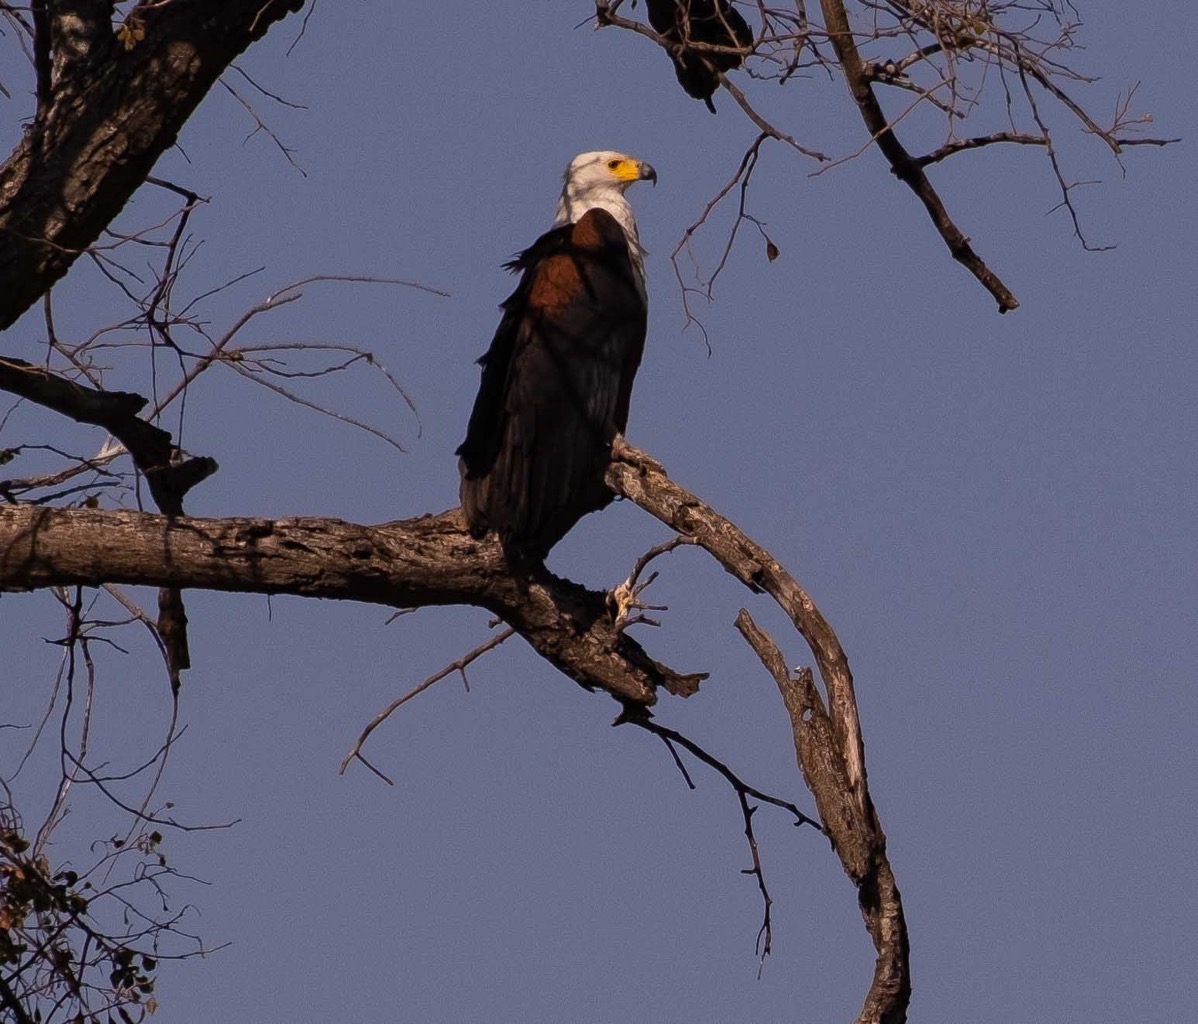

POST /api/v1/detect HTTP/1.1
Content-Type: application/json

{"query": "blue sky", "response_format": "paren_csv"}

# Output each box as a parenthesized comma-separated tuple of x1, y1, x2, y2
(2, 2, 1195, 1021)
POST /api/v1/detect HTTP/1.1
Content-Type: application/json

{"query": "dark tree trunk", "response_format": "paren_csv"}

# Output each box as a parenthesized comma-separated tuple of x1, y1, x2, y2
(0, 0, 305, 330)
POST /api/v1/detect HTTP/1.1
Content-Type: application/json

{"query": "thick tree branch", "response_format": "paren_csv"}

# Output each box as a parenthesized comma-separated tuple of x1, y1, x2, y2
(0, 503, 703, 704)
(3, 437, 906, 1018)
(0, 0, 305, 329)
(0, 357, 216, 511)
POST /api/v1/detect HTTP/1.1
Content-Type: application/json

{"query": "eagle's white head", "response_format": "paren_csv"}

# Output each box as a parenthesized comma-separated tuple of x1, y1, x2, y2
(554, 150, 656, 285)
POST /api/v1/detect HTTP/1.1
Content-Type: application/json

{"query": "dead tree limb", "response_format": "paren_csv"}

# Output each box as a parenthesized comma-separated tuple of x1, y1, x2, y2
(736, 611, 909, 1024)
(608, 439, 910, 1023)
(608, 439, 867, 805)
(3, 436, 906, 1019)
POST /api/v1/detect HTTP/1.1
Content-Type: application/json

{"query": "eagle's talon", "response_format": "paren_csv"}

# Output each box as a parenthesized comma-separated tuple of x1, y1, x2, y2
(611, 435, 664, 474)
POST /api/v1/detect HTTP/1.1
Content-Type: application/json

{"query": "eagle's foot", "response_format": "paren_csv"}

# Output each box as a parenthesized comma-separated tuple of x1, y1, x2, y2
(610, 434, 665, 475)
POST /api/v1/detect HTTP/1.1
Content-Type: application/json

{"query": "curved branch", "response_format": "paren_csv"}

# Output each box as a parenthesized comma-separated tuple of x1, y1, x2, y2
(0, 0, 306, 329)
(736, 612, 909, 1024)
(607, 439, 910, 1023)
(607, 439, 867, 806)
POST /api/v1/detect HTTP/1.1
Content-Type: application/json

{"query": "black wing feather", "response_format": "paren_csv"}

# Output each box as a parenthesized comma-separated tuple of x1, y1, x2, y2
(645, 0, 752, 112)
(457, 210, 647, 565)
(456, 226, 570, 479)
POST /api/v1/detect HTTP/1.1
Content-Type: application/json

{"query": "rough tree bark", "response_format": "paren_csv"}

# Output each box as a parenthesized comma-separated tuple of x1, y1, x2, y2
(0, 0, 304, 330)
(0, 501, 701, 705)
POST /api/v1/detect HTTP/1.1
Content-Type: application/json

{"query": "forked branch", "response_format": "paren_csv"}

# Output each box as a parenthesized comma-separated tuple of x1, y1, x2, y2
(607, 439, 909, 1022)
(818, 0, 1018, 311)
(736, 611, 909, 1023)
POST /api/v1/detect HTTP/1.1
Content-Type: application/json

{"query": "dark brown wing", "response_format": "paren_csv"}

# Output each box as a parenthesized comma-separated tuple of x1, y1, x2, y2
(645, 0, 752, 112)
(457, 209, 647, 566)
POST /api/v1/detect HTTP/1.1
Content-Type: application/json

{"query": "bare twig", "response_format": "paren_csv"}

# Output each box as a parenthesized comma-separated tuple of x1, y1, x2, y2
(608, 534, 695, 633)
(218, 77, 307, 176)
(617, 709, 822, 972)
(340, 628, 518, 777)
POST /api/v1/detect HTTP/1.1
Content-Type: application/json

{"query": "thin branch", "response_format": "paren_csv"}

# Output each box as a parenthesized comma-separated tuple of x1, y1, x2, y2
(340, 627, 517, 777)
(148, 275, 446, 425)
(671, 134, 769, 338)
(915, 130, 1048, 167)
(620, 712, 823, 832)
(717, 70, 829, 162)
(217, 76, 307, 176)
(63, 749, 240, 833)
(227, 62, 308, 109)
(619, 708, 822, 972)
(285, 0, 317, 56)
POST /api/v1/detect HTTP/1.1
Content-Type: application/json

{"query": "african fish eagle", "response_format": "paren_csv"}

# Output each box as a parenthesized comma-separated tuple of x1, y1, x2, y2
(457, 150, 657, 567)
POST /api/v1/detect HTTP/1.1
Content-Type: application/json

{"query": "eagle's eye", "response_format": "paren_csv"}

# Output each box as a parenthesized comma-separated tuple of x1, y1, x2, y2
(607, 159, 621, 170)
